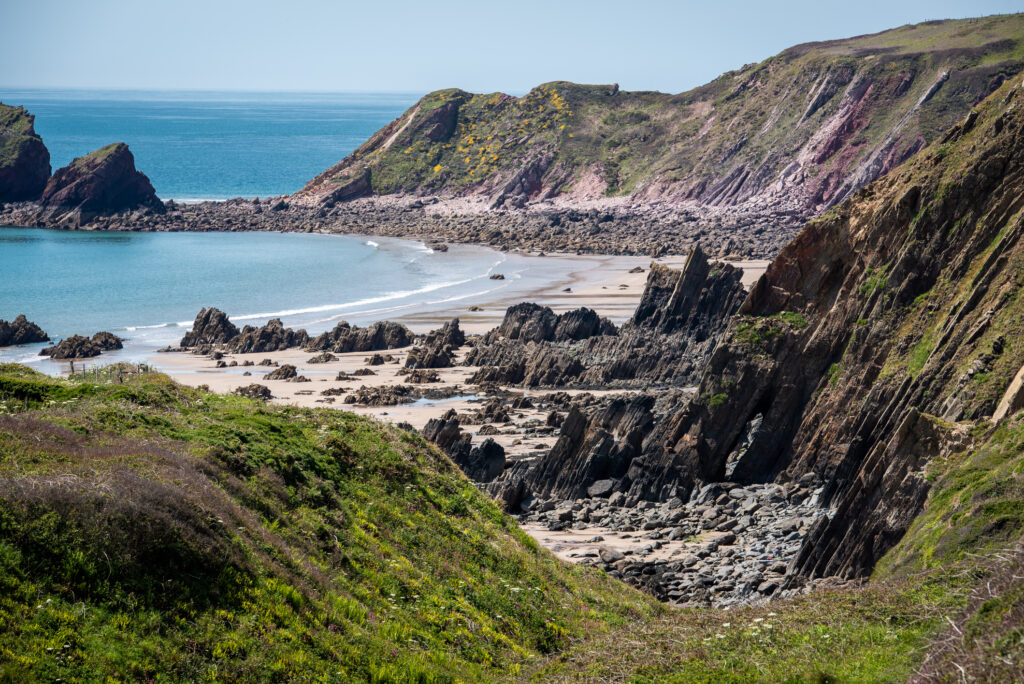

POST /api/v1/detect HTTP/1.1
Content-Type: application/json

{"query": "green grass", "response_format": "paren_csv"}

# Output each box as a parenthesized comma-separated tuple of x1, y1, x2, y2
(0, 364, 656, 682)
(3, 364, 1024, 681)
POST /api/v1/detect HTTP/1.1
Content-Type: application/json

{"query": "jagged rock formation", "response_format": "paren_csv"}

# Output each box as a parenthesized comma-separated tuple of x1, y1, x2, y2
(180, 308, 240, 347)
(423, 409, 506, 483)
(405, 318, 465, 369)
(0, 315, 49, 347)
(467, 247, 745, 388)
(227, 318, 309, 354)
(40, 331, 122, 360)
(306, 320, 414, 353)
(0, 103, 50, 202)
(296, 16, 1024, 232)
(39, 143, 165, 220)
(623, 75, 1024, 580)
(89, 331, 124, 351)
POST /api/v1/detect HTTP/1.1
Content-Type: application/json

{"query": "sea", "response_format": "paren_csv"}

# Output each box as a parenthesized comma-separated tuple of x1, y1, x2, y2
(0, 88, 420, 200)
(0, 90, 573, 370)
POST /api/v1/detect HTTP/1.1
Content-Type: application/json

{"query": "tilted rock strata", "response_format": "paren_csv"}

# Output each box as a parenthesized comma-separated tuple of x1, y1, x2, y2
(39, 143, 165, 219)
(466, 247, 745, 389)
(297, 17, 1024, 229)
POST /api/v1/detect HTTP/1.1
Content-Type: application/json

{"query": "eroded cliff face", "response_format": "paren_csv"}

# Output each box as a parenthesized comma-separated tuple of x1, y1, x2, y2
(39, 143, 165, 221)
(296, 16, 1024, 234)
(656, 74, 1024, 579)
(0, 103, 50, 202)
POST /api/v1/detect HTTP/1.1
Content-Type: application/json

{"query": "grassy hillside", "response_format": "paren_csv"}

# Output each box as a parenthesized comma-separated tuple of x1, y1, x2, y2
(0, 364, 655, 682)
(299, 15, 1024, 214)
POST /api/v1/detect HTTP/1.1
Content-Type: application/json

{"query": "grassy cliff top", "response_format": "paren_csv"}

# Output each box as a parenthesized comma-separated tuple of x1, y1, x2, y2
(299, 14, 1024, 212)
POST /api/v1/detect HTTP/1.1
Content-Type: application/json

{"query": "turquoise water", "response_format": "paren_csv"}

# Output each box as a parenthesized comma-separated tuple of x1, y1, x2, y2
(0, 89, 418, 199)
(0, 227, 574, 369)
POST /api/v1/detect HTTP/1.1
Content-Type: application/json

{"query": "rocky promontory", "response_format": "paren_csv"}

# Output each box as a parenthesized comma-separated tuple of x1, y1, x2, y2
(38, 143, 165, 222)
(0, 103, 50, 202)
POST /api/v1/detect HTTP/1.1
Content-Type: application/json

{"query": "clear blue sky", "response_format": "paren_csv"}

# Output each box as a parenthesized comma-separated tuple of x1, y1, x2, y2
(3, 0, 1022, 94)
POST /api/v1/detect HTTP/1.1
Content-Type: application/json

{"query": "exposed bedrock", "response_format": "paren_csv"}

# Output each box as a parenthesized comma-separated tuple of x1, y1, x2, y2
(0, 103, 51, 202)
(39, 143, 165, 221)
(180, 308, 240, 347)
(227, 318, 309, 354)
(306, 320, 414, 354)
(40, 331, 124, 360)
(648, 84, 1024, 580)
(0, 315, 49, 347)
(466, 246, 745, 389)
(405, 318, 465, 369)
(422, 409, 506, 483)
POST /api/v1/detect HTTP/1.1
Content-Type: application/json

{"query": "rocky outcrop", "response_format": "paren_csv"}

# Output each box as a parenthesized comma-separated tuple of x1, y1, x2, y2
(466, 248, 745, 389)
(306, 320, 413, 353)
(180, 308, 239, 347)
(485, 303, 615, 343)
(0, 103, 50, 202)
(40, 143, 165, 219)
(40, 331, 122, 360)
(0, 315, 49, 347)
(264, 364, 298, 381)
(422, 409, 506, 483)
(227, 318, 308, 354)
(623, 76, 1024, 580)
(89, 331, 124, 351)
(405, 318, 465, 369)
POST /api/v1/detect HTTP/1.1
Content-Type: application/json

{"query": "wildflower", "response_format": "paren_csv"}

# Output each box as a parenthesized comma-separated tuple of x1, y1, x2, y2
(716, 633, 726, 639)
(753, 617, 763, 623)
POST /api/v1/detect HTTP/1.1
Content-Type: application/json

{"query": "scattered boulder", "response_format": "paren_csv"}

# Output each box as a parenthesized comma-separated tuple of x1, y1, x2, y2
(307, 352, 337, 363)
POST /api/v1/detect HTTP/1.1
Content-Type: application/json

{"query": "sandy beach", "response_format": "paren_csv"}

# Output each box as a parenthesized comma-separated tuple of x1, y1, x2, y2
(154, 251, 767, 439)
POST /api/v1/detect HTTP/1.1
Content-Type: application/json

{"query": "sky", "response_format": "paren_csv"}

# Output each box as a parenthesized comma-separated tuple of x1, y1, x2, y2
(2, 0, 1023, 94)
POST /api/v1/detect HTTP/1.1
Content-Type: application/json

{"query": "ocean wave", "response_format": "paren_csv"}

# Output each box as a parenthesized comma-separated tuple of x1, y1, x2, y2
(124, 321, 180, 331)
(225, 274, 489, 323)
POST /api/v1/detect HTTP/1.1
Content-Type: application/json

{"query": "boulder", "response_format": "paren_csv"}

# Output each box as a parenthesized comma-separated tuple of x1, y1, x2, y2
(264, 364, 298, 380)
